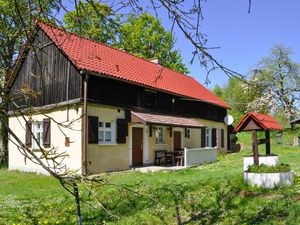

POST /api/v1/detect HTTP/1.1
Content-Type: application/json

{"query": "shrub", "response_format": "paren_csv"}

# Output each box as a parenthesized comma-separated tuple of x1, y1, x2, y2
(247, 163, 291, 173)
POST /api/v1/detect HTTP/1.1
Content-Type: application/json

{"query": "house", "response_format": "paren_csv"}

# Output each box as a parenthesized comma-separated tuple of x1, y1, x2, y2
(7, 20, 230, 174)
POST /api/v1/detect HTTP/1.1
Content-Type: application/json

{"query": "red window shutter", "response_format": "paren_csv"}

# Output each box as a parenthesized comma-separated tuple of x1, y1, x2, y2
(88, 116, 99, 144)
(43, 118, 51, 148)
(25, 121, 32, 147)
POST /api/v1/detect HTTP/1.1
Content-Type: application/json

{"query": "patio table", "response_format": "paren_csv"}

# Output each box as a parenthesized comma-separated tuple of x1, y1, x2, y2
(154, 150, 167, 165)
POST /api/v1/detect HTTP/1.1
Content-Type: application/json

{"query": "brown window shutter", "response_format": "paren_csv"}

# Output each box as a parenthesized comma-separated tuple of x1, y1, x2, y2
(25, 121, 32, 147)
(221, 129, 225, 148)
(43, 118, 51, 148)
(88, 116, 99, 144)
(117, 119, 128, 143)
(149, 125, 152, 137)
(185, 128, 190, 139)
(201, 127, 206, 148)
(212, 128, 217, 147)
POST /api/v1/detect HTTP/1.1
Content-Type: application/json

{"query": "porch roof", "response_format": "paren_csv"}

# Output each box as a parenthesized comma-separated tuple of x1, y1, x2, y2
(131, 111, 204, 128)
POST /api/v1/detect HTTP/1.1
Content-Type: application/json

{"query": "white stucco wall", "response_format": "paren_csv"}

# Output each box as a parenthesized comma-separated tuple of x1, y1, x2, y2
(8, 105, 83, 174)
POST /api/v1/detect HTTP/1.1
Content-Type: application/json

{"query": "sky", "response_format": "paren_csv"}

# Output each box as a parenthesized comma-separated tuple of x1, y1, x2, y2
(171, 0, 300, 88)
(59, 0, 300, 89)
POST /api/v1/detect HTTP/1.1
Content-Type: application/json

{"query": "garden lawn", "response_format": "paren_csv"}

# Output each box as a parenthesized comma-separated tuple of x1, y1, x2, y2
(1, 131, 300, 224)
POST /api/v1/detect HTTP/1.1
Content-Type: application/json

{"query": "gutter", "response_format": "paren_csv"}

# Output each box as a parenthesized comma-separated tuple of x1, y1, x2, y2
(81, 70, 89, 175)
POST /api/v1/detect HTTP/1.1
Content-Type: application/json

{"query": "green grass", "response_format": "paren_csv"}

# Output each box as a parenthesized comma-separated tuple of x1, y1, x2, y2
(247, 163, 291, 173)
(1, 131, 300, 224)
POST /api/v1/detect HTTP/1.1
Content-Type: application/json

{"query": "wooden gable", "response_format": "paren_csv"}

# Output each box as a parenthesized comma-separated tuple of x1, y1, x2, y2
(8, 28, 82, 111)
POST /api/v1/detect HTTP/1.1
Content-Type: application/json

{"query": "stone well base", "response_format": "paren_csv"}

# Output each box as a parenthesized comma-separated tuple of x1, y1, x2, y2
(244, 171, 294, 188)
(243, 155, 278, 171)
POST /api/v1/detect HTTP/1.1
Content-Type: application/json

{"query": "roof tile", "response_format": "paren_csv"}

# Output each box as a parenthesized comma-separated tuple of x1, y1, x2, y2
(234, 112, 283, 132)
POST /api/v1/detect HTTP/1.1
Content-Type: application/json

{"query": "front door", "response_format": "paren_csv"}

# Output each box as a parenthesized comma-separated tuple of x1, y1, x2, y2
(173, 131, 182, 150)
(132, 127, 143, 166)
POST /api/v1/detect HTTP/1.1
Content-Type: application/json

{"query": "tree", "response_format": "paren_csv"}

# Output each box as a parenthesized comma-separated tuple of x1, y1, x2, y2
(247, 45, 300, 121)
(63, 1, 119, 45)
(117, 13, 189, 74)
(213, 77, 263, 125)
(64, 6, 189, 74)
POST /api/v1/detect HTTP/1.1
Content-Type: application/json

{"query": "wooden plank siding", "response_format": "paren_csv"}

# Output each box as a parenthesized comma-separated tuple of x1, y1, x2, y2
(8, 28, 82, 111)
(87, 75, 226, 122)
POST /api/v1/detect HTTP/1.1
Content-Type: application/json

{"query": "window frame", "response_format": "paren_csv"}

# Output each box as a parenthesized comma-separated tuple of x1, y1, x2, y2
(155, 126, 165, 144)
(98, 120, 116, 145)
(32, 121, 43, 149)
(205, 128, 212, 147)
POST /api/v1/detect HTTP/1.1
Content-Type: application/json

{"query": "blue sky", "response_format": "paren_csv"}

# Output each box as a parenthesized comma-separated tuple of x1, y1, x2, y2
(59, 0, 300, 89)
(175, 0, 300, 88)
(163, 0, 300, 88)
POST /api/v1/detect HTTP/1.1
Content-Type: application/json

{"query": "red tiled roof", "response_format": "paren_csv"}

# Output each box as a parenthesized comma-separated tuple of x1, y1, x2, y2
(234, 112, 283, 132)
(33, 21, 230, 109)
(131, 111, 204, 128)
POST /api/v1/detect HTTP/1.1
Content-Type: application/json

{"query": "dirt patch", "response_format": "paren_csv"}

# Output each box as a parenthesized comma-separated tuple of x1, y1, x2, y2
(237, 191, 259, 197)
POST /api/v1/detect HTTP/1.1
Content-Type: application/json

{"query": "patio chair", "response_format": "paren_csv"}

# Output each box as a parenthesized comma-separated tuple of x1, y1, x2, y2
(154, 150, 166, 165)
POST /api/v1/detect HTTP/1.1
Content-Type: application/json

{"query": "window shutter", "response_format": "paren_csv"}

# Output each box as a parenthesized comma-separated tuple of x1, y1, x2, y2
(185, 128, 190, 139)
(212, 128, 217, 147)
(117, 119, 128, 143)
(221, 129, 225, 148)
(88, 116, 99, 144)
(25, 121, 32, 147)
(149, 125, 152, 137)
(201, 127, 206, 147)
(43, 118, 51, 148)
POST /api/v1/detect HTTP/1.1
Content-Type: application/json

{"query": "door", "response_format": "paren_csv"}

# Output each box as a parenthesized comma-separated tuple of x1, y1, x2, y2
(132, 127, 143, 166)
(173, 131, 182, 150)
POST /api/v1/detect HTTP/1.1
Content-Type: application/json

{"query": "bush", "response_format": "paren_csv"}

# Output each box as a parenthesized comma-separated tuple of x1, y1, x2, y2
(247, 163, 291, 173)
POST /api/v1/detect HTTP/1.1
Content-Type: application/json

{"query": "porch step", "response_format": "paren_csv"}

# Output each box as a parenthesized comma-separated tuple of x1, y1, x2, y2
(133, 166, 185, 173)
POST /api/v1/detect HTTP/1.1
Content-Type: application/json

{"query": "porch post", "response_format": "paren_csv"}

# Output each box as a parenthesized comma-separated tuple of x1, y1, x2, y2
(82, 74, 89, 175)
(252, 130, 259, 165)
(265, 130, 270, 155)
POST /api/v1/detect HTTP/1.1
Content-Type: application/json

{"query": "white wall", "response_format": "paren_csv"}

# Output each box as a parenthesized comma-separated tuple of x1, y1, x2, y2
(8, 105, 83, 174)
(184, 147, 217, 167)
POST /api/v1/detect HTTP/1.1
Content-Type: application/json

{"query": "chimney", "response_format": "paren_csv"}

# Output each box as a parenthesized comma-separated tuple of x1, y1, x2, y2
(150, 58, 160, 64)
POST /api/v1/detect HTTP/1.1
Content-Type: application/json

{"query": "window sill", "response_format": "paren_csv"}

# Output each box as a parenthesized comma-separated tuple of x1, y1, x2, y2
(31, 147, 50, 152)
(155, 143, 167, 146)
(98, 143, 118, 146)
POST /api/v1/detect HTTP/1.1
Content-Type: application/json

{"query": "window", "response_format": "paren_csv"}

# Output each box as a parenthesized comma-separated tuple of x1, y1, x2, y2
(205, 128, 212, 147)
(155, 127, 165, 144)
(99, 121, 115, 144)
(32, 121, 43, 148)
(144, 89, 157, 108)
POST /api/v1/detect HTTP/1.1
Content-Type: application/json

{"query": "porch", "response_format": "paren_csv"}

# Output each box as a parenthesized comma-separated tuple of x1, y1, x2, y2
(132, 147, 217, 172)
(129, 111, 205, 167)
